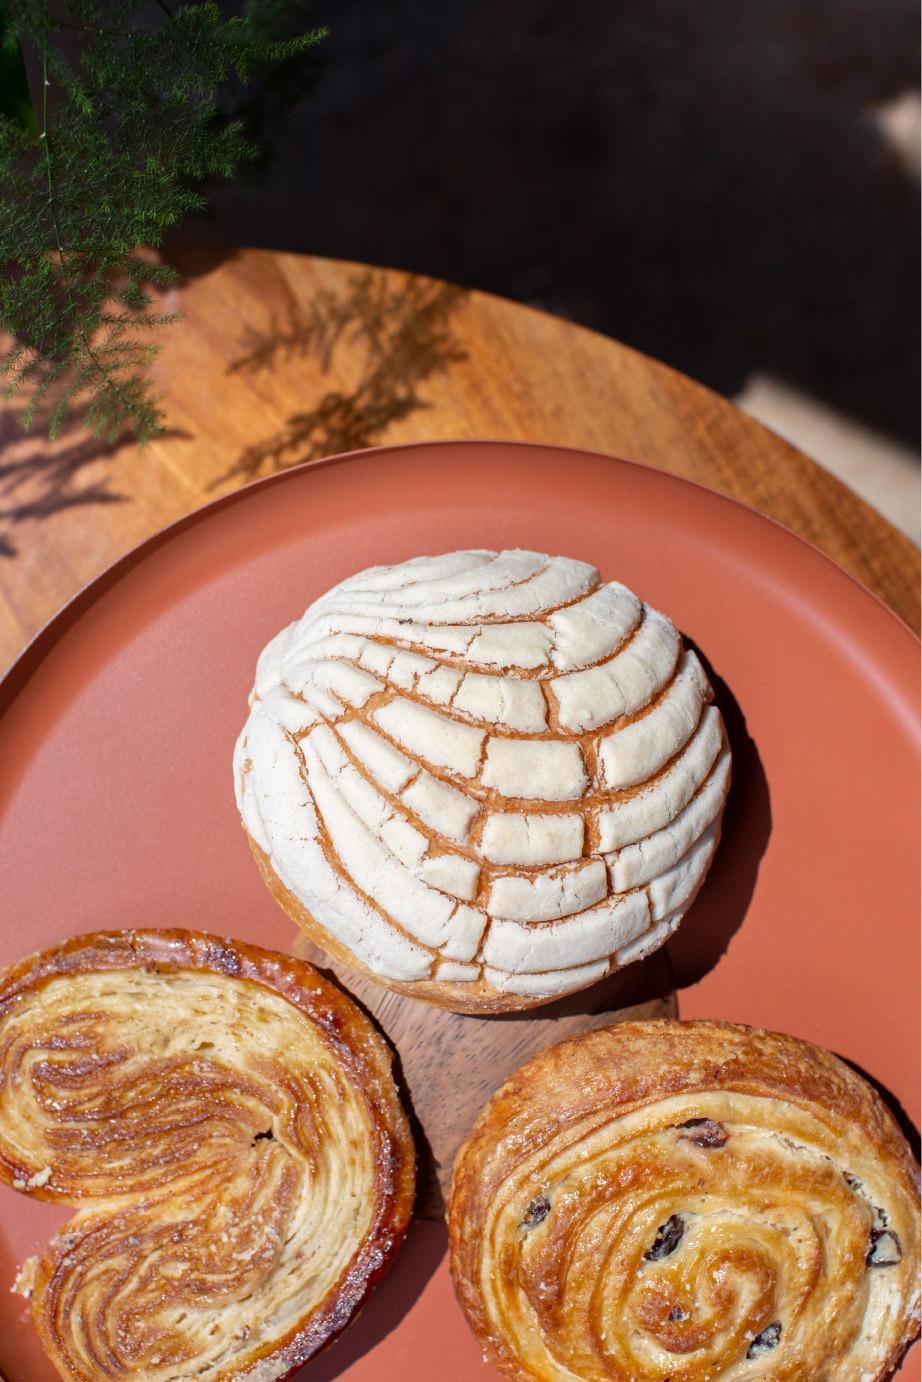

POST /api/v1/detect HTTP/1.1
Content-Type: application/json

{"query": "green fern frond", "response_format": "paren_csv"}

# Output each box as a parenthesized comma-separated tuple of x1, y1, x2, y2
(0, 2, 327, 443)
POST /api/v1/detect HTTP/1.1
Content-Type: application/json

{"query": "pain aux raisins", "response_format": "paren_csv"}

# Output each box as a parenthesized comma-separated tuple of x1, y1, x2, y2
(520, 1194, 551, 1229)
(676, 1117, 728, 1148)
(746, 1322, 782, 1358)
(643, 1214, 685, 1261)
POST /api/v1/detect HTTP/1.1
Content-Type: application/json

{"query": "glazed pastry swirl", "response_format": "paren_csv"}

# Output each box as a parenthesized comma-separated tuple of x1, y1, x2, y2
(0, 931, 415, 1382)
(235, 550, 730, 1012)
(449, 1022, 921, 1381)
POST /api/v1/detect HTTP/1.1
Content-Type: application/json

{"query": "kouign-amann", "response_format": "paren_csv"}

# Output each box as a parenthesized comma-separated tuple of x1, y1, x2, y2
(235, 549, 730, 1012)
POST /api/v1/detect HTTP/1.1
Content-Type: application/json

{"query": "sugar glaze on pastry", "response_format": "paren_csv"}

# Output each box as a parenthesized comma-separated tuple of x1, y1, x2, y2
(235, 550, 730, 1012)
(448, 1021, 921, 1382)
(0, 930, 415, 1382)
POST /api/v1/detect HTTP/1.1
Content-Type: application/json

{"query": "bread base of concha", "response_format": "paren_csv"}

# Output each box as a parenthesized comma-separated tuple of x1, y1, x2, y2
(247, 833, 704, 1015)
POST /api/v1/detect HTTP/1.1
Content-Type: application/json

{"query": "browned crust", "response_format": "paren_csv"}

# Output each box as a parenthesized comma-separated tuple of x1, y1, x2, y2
(447, 1019, 921, 1382)
(0, 929, 416, 1382)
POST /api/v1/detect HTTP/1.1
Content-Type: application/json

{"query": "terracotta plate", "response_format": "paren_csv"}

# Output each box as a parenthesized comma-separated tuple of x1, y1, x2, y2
(0, 441, 918, 1382)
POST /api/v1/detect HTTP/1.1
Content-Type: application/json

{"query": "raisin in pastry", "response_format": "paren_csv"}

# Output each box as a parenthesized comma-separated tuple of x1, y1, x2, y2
(0, 930, 415, 1382)
(448, 1020, 920, 1381)
(234, 549, 730, 1012)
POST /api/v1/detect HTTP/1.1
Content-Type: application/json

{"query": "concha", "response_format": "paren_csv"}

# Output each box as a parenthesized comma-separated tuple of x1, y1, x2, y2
(234, 549, 731, 1012)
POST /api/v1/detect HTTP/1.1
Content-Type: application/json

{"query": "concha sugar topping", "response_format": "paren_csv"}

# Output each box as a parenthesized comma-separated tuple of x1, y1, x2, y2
(235, 550, 730, 1010)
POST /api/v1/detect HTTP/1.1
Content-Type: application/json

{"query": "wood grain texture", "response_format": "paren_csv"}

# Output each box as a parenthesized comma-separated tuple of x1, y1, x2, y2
(0, 247, 918, 678)
(291, 934, 676, 1219)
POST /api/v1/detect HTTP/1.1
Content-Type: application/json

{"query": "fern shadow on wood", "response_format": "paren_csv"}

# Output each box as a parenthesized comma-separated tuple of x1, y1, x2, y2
(0, 397, 186, 559)
(213, 270, 469, 487)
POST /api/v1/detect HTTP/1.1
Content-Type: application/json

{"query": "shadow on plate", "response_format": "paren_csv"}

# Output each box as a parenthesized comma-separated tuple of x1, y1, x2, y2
(839, 1055, 921, 1163)
(667, 649, 772, 989)
(295, 1218, 448, 1381)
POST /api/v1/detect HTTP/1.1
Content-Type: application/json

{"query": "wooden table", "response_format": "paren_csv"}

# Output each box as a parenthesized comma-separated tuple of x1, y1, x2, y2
(1, 247, 918, 673)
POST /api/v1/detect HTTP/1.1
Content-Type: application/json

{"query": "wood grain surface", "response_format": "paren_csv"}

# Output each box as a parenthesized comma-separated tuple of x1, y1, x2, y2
(292, 936, 676, 1218)
(0, 247, 918, 679)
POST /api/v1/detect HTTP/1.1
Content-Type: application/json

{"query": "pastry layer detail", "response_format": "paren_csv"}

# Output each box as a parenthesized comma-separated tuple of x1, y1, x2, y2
(448, 1021, 921, 1382)
(0, 930, 415, 1382)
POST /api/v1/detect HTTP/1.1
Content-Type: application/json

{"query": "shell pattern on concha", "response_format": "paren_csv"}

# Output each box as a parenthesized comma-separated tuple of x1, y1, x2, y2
(235, 550, 731, 1006)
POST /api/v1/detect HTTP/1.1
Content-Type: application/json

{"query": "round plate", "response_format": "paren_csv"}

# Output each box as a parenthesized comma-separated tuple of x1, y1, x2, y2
(0, 440, 918, 1382)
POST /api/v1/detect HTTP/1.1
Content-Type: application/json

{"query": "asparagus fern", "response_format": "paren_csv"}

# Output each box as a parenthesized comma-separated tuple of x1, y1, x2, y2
(0, 1, 325, 442)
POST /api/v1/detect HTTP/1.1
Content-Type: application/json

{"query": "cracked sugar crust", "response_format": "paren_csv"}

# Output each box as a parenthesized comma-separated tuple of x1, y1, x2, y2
(235, 549, 732, 1012)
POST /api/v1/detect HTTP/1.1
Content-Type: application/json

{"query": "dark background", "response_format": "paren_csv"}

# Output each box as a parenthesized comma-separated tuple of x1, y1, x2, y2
(168, 0, 921, 450)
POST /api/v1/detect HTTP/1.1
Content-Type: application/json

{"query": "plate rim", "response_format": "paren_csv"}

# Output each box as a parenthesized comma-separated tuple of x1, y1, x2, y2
(2, 438, 919, 723)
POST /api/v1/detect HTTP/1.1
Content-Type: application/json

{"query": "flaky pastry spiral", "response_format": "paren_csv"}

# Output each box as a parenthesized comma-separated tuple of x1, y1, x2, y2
(235, 549, 730, 1013)
(0, 930, 415, 1382)
(449, 1020, 920, 1381)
